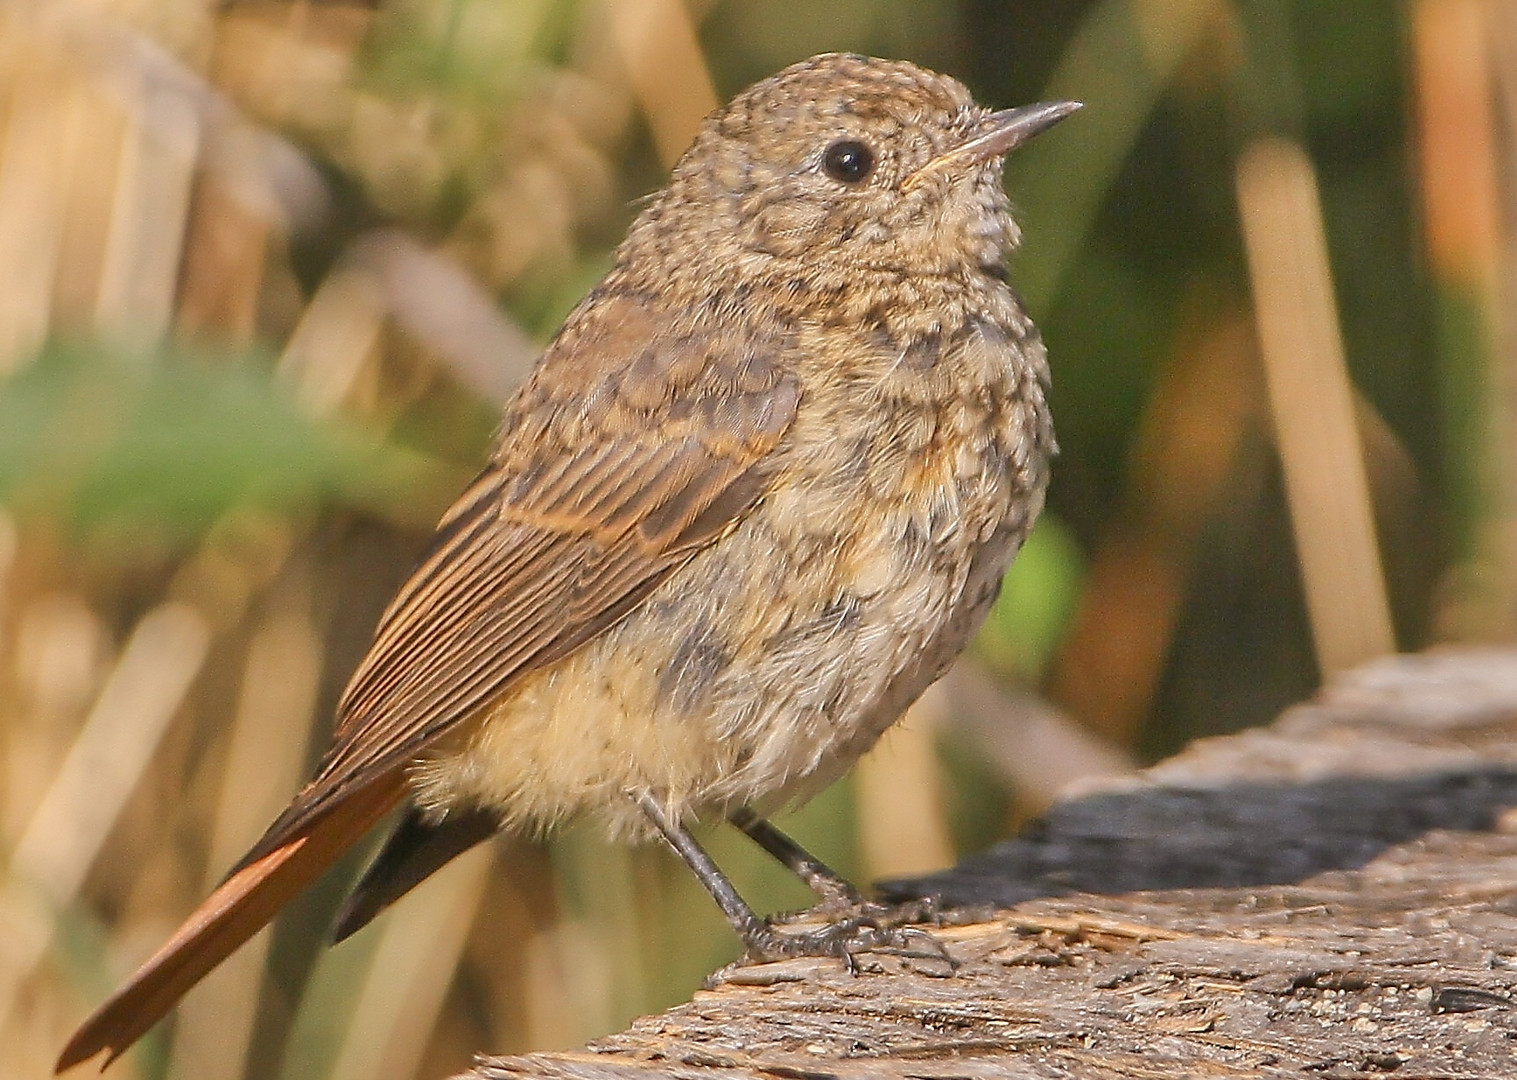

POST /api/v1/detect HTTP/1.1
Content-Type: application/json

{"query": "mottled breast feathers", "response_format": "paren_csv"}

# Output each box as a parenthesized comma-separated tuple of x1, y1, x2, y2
(240, 291, 800, 864)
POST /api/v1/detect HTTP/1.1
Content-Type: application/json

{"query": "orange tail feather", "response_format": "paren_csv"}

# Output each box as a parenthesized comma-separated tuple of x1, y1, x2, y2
(56, 774, 404, 1073)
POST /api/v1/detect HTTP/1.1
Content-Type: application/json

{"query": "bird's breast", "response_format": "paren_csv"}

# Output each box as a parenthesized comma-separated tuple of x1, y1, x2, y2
(414, 301, 1054, 836)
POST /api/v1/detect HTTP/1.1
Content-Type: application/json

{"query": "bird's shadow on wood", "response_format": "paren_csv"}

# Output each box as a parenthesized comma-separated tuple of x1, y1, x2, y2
(881, 767, 1517, 907)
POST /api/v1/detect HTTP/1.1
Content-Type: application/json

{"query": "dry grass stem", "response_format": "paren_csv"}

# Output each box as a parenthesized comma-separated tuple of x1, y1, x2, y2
(1416, 0, 1517, 638)
(855, 683, 955, 880)
(1414, 0, 1500, 291)
(1490, 4, 1517, 635)
(326, 843, 494, 1080)
(946, 664, 1134, 812)
(348, 230, 538, 401)
(176, 175, 272, 344)
(609, 0, 718, 169)
(276, 266, 386, 418)
(0, 602, 210, 1027)
(165, 609, 326, 1080)
(0, 63, 73, 375)
(92, 70, 201, 345)
(1237, 138, 1396, 676)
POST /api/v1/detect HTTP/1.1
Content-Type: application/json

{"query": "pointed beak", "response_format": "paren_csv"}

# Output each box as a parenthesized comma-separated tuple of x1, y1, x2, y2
(904, 100, 1082, 191)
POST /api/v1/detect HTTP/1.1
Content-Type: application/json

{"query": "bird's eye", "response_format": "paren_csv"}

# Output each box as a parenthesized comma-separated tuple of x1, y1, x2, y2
(822, 139, 876, 184)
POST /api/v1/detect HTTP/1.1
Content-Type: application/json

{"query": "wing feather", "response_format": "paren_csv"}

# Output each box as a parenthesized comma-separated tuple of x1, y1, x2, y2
(239, 293, 799, 865)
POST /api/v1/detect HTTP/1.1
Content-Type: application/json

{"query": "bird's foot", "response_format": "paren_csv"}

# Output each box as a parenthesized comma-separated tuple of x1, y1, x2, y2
(741, 910, 954, 973)
(786, 892, 946, 929)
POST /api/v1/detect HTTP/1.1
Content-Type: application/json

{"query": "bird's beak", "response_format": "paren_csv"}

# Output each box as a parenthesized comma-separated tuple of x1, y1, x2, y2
(904, 100, 1082, 191)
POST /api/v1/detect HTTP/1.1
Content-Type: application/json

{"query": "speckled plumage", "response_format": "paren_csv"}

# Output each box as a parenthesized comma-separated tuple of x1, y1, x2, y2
(59, 54, 1070, 1072)
(412, 54, 1055, 836)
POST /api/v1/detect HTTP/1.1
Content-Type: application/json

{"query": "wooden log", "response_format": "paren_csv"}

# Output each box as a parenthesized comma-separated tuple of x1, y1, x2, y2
(464, 649, 1517, 1079)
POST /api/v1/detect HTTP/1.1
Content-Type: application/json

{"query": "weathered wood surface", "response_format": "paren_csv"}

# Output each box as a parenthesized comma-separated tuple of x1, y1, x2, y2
(465, 649, 1517, 1079)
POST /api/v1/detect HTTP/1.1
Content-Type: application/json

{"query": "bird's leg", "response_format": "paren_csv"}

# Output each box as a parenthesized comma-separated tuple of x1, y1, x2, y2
(728, 807, 951, 961)
(636, 792, 770, 945)
(727, 807, 864, 908)
(638, 794, 950, 967)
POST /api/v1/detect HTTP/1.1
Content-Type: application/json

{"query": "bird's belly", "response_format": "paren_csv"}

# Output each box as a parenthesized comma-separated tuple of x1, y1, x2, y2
(411, 419, 1041, 839)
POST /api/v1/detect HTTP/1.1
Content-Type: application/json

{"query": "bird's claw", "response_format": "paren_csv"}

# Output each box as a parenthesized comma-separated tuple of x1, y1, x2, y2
(742, 913, 955, 972)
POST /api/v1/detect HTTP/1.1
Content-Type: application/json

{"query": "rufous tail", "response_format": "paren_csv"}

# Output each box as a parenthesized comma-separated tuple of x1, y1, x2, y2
(55, 773, 405, 1073)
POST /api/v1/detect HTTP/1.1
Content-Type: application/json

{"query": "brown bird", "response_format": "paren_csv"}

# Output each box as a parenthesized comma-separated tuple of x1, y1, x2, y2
(58, 53, 1077, 1071)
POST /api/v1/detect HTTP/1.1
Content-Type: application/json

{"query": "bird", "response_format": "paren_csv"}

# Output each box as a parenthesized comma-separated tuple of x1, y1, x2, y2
(57, 52, 1077, 1072)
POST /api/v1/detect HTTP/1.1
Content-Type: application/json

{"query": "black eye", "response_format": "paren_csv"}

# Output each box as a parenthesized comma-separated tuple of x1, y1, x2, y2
(822, 139, 875, 184)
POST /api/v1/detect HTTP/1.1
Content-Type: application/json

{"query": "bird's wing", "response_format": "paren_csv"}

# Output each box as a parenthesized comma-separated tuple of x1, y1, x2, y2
(254, 291, 801, 858)
(56, 292, 800, 1072)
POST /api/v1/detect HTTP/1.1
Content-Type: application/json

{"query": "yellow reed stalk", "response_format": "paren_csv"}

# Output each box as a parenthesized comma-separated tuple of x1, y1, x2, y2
(609, 0, 718, 170)
(165, 610, 324, 1080)
(324, 844, 494, 1080)
(0, 603, 210, 1028)
(1236, 139, 1395, 676)
(855, 684, 955, 880)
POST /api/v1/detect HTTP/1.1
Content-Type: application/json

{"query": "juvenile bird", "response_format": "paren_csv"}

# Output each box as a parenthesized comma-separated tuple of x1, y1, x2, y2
(58, 53, 1077, 1071)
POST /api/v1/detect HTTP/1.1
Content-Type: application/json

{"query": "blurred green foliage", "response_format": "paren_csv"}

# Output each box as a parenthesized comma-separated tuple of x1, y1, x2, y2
(978, 515, 1085, 682)
(0, 342, 441, 548)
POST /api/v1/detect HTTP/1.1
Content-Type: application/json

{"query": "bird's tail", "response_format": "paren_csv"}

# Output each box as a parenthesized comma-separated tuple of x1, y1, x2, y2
(55, 772, 405, 1073)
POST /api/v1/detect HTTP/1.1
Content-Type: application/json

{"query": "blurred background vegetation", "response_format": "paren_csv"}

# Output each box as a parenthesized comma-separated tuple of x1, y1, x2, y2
(3, 0, 1515, 1077)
